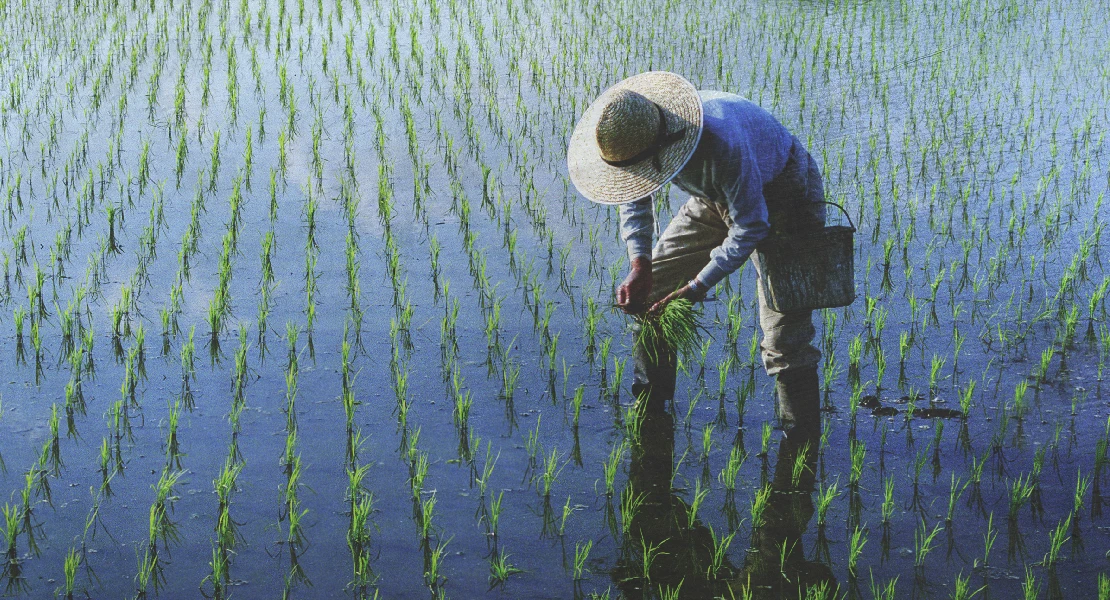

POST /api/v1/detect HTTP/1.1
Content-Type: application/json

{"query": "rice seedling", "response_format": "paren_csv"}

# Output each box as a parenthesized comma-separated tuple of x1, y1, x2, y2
(718, 444, 745, 493)
(686, 479, 710, 530)
(618, 484, 646, 536)
(848, 440, 866, 488)
(816, 479, 839, 528)
(1022, 567, 1040, 600)
(489, 547, 524, 587)
(1042, 512, 1072, 567)
(603, 439, 630, 496)
(847, 524, 866, 576)
(573, 540, 592, 581)
(750, 485, 771, 529)
(868, 574, 898, 600)
(539, 447, 565, 498)
(487, 491, 503, 538)
(914, 520, 943, 569)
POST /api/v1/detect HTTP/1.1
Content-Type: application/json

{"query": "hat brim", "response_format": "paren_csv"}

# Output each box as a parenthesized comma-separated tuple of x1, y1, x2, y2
(567, 72, 703, 205)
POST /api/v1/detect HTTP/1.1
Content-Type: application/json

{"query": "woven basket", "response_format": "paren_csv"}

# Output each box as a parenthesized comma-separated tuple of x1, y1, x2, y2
(755, 202, 856, 313)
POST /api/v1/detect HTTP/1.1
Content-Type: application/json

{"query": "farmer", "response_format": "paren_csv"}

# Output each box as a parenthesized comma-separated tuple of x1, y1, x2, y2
(567, 71, 826, 435)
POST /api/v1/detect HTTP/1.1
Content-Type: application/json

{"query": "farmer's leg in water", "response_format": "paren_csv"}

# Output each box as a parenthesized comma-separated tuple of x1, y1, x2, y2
(621, 197, 728, 406)
(758, 147, 827, 435)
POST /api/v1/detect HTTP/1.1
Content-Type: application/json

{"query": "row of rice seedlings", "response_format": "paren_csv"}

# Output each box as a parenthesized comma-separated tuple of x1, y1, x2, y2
(202, 328, 251, 598)
(276, 334, 310, 592)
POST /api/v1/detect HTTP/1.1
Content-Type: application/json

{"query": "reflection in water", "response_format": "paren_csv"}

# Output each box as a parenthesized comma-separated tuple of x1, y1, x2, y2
(610, 393, 835, 599)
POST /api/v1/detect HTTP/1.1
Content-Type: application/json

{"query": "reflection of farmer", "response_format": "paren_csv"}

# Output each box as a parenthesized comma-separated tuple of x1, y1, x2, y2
(568, 72, 825, 434)
(612, 386, 834, 598)
(733, 432, 835, 598)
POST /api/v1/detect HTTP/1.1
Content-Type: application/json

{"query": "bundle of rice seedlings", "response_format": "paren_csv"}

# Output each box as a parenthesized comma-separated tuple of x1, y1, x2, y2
(635, 298, 704, 363)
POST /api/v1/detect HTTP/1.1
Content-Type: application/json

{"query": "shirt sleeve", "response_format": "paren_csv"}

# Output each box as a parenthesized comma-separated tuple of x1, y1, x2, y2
(618, 196, 654, 261)
(694, 140, 770, 289)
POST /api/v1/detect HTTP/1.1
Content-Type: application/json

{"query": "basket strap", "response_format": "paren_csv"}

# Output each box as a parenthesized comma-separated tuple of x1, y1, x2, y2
(813, 201, 856, 232)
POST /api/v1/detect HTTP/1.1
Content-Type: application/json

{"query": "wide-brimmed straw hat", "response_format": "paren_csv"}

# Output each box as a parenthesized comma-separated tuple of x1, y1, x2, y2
(567, 71, 703, 205)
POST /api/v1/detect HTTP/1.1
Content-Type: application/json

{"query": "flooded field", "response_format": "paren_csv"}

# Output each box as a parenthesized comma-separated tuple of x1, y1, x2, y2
(0, 0, 1108, 598)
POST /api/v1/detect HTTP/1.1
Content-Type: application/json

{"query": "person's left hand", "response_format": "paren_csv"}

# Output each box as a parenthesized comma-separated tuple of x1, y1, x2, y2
(649, 283, 707, 314)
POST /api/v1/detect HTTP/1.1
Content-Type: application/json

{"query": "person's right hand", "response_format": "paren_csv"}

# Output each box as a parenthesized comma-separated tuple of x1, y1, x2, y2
(616, 257, 653, 314)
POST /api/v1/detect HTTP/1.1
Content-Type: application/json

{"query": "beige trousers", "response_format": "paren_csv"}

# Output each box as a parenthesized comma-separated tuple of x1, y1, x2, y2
(648, 149, 825, 376)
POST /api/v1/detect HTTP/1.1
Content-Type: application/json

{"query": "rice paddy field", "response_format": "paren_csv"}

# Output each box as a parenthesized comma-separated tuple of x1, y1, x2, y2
(0, 0, 1108, 597)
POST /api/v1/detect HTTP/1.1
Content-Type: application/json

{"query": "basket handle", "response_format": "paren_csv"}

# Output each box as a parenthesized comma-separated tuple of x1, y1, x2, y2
(814, 201, 856, 232)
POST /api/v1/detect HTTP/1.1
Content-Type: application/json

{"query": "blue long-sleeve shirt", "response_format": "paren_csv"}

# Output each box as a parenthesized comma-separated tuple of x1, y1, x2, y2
(618, 91, 798, 289)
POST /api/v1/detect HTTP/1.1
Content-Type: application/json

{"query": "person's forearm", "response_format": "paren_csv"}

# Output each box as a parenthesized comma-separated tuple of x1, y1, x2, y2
(695, 223, 769, 289)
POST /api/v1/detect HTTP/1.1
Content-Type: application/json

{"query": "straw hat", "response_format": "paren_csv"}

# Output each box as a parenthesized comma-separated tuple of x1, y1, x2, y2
(568, 71, 703, 205)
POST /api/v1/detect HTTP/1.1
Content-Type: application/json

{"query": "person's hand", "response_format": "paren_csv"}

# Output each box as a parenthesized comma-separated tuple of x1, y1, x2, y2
(616, 257, 653, 314)
(649, 281, 707, 314)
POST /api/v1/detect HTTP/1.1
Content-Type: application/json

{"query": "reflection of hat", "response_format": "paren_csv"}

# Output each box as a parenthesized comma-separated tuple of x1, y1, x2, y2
(567, 72, 703, 205)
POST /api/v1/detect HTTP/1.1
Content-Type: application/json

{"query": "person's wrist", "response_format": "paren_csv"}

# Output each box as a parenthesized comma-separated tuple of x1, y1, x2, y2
(630, 256, 652, 272)
(688, 278, 705, 293)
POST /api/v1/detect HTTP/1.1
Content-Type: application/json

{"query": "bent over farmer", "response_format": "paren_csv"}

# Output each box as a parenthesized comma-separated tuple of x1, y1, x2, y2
(567, 71, 826, 435)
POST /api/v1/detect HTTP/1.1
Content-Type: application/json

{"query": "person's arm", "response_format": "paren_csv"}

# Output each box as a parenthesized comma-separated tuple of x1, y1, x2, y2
(618, 197, 654, 262)
(616, 197, 654, 313)
(650, 140, 770, 313)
